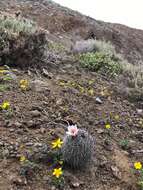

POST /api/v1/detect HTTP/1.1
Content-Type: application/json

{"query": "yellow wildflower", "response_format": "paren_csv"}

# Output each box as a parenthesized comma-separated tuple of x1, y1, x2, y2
(1, 101, 10, 110)
(52, 138, 63, 149)
(88, 80, 94, 85)
(20, 79, 28, 86)
(59, 160, 63, 165)
(78, 85, 84, 93)
(53, 168, 63, 178)
(88, 88, 94, 96)
(0, 70, 8, 74)
(20, 79, 29, 90)
(105, 124, 111, 129)
(134, 162, 142, 170)
(69, 81, 76, 87)
(20, 85, 27, 91)
(59, 81, 66, 86)
(61, 106, 68, 112)
(114, 115, 119, 120)
(20, 156, 27, 162)
(139, 119, 143, 125)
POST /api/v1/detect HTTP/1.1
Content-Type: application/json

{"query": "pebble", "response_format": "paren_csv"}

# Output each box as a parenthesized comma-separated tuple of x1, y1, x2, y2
(95, 97, 102, 104)
(34, 143, 43, 147)
(42, 68, 53, 79)
(30, 110, 41, 117)
(0, 142, 4, 146)
(9, 129, 15, 132)
(25, 142, 34, 146)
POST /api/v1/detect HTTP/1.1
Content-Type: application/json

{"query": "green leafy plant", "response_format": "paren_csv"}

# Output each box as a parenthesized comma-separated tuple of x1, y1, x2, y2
(48, 42, 66, 53)
(119, 139, 129, 150)
(79, 52, 122, 77)
(52, 167, 65, 189)
(20, 157, 40, 178)
(0, 84, 10, 92)
(0, 16, 37, 34)
(133, 162, 143, 189)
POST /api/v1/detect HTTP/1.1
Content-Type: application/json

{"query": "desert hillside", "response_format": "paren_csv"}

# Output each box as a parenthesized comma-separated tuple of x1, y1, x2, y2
(1, 0, 143, 64)
(0, 1, 143, 190)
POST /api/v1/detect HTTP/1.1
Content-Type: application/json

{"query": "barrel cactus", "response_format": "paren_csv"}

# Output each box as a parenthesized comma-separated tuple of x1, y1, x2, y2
(61, 125, 94, 169)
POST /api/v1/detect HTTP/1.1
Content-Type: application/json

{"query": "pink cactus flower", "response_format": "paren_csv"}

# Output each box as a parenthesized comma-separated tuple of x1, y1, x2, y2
(66, 125, 79, 136)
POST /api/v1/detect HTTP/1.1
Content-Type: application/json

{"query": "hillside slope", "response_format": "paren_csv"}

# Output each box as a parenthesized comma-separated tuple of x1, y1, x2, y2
(0, 0, 143, 64)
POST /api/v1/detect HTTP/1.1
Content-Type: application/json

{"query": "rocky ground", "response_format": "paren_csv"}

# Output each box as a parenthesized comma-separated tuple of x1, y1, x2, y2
(0, 1, 143, 190)
(0, 61, 143, 190)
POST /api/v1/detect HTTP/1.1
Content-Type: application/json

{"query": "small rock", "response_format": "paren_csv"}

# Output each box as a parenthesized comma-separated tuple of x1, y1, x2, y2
(111, 166, 122, 179)
(31, 79, 50, 93)
(51, 186, 57, 190)
(42, 68, 53, 79)
(14, 121, 22, 128)
(64, 171, 83, 188)
(6, 121, 14, 128)
(71, 182, 80, 188)
(31, 105, 42, 111)
(104, 140, 113, 151)
(96, 129, 104, 134)
(34, 143, 43, 147)
(26, 120, 35, 127)
(56, 98, 63, 105)
(25, 142, 33, 146)
(9, 128, 15, 132)
(40, 127, 46, 134)
(95, 97, 102, 104)
(2, 149, 9, 157)
(0, 142, 4, 146)
(10, 175, 27, 185)
(137, 109, 143, 115)
(30, 110, 41, 117)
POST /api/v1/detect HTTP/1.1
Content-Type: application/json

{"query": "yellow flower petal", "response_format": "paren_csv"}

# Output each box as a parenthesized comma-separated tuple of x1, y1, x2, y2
(59, 160, 63, 165)
(1, 101, 10, 110)
(53, 168, 63, 178)
(20, 156, 26, 162)
(134, 162, 142, 170)
(0, 70, 8, 74)
(51, 138, 63, 149)
(114, 115, 119, 120)
(59, 81, 66, 86)
(88, 88, 94, 96)
(88, 80, 94, 85)
(20, 80, 29, 90)
(20, 79, 28, 86)
(105, 124, 111, 129)
(20, 85, 27, 91)
(78, 85, 84, 93)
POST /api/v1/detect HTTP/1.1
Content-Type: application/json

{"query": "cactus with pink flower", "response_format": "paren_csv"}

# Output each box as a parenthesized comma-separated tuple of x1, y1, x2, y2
(61, 125, 94, 169)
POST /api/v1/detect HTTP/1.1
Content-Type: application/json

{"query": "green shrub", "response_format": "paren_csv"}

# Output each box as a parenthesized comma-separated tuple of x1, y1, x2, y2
(79, 52, 122, 77)
(48, 42, 66, 53)
(122, 63, 143, 89)
(72, 39, 116, 54)
(0, 16, 37, 34)
(118, 62, 143, 101)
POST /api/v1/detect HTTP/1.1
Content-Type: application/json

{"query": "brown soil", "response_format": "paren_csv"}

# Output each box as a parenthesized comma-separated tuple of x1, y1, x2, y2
(0, 63, 142, 190)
